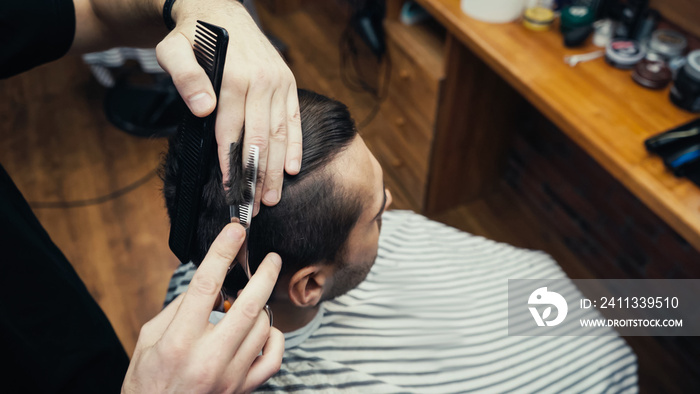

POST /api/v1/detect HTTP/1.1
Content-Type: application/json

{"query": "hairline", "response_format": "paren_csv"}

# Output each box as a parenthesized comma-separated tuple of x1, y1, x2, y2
(286, 155, 366, 270)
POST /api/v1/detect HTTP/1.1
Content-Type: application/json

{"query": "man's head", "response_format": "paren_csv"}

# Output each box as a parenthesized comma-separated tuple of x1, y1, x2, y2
(162, 89, 390, 313)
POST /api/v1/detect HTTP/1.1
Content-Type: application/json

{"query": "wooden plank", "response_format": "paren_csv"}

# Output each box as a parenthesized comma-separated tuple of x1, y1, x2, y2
(384, 28, 442, 129)
(384, 20, 445, 81)
(386, 0, 403, 20)
(257, 0, 304, 15)
(0, 56, 178, 355)
(650, 0, 700, 39)
(424, 33, 526, 214)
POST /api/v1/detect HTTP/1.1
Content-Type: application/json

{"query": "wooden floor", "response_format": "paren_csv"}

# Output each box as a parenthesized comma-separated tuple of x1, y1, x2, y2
(0, 2, 692, 392)
(0, 53, 176, 354)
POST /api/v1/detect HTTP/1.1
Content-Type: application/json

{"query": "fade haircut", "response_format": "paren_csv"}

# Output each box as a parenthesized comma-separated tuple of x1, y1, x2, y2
(162, 89, 363, 294)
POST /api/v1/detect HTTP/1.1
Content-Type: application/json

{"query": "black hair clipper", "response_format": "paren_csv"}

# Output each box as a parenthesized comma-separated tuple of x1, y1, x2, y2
(663, 144, 700, 177)
(168, 21, 229, 264)
(645, 119, 700, 156)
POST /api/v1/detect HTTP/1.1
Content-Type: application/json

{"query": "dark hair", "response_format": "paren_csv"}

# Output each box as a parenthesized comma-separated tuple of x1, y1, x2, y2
(162, 89, 362, 293)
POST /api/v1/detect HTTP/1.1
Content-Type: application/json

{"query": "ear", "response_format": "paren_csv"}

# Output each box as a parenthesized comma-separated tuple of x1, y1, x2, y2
(288, 264, 333, 307)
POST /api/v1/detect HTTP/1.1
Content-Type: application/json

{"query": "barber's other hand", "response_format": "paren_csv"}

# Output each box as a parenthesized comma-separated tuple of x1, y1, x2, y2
(156, 0, 302, 213)
(122, 223, 284, 393)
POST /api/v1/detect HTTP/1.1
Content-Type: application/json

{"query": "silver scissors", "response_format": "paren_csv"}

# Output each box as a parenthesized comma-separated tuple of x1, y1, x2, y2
(228, 145, 273, 326)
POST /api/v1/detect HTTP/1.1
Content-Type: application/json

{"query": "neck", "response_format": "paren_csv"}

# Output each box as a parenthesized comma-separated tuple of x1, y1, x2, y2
(268, 301, 320, 333)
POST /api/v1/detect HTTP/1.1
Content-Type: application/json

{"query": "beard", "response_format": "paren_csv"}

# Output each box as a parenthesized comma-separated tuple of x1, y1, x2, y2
(321, 250, 377, 302)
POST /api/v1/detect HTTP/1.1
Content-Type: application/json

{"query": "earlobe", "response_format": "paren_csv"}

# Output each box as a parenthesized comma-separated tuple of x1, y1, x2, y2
(288, 265, 331, 307)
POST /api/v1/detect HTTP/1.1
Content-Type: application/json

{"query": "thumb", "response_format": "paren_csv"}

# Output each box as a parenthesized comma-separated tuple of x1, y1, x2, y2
(156, 32, 216, 117)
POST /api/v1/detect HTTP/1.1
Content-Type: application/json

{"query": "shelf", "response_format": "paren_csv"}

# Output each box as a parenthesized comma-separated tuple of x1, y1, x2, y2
(384, 19, 446, 81)
(415, 0, 700, 252)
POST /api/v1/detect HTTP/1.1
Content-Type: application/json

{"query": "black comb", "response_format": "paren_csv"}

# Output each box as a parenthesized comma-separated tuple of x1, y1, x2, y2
(168, 21, 229, 264)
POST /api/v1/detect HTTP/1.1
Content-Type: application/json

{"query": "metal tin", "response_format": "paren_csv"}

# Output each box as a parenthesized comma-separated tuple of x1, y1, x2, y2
(560, 6, 594, 33)
(605, 40, 646, 70)
(648, 29, 687, 60)
(523, 7, 555, 31)
(632, 53, 672, 89)
(683, 50, 700, 81)
(670, 50, 700, 113)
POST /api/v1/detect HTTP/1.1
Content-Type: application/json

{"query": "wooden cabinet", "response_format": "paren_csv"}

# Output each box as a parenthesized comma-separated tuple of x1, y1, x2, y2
(368, 11, 525, 214)
(365, 20, 445, 211)
(384, 21, 443, 125)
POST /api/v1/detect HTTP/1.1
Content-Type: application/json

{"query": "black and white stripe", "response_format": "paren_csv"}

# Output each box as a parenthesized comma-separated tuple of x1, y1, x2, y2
(82, 48, 165, 88)
(166, 210, 637, 393)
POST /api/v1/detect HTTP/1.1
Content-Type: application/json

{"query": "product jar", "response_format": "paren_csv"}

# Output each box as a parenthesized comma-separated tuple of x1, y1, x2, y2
(648, 29, 687, 61)
(670, 50, 700, 113)
(605, 39, 646, 69)
(632, 53, 672, 89)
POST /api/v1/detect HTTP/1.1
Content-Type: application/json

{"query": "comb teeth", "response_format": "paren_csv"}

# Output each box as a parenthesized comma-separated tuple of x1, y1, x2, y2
(243, 153, 256, 198)
(239, 204, 251, 228)
(239, 146, 259, 228)
(194, 26, 216, 73)
(193, 20, 229, 90)
(168, 113, 207, 263)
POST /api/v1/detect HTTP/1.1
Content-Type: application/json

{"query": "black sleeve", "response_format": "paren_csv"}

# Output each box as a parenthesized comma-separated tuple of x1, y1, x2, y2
(0, 0, 76, 79)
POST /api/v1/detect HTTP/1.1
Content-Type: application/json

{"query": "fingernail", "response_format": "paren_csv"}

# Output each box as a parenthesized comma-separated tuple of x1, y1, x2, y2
(264, 189, 278, 204)
(227, 224, 244, 240)
(188, 92, 213, 115)
(289, 160, 300, 173)
(270, 253, 282, 267)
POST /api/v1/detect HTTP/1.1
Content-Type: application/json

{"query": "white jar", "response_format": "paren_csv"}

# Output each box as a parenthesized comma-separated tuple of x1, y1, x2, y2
(460, 0, 526, 23)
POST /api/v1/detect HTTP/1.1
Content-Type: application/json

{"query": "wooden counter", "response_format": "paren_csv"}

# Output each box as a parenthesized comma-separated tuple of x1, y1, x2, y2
(402, 0, 700, 251)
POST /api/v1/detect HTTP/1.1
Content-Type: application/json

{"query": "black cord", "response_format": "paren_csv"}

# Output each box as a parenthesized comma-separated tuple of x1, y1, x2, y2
(357, 52, 390, 129)
(29, 167, 160, 209)
(338, 2, 391, 129)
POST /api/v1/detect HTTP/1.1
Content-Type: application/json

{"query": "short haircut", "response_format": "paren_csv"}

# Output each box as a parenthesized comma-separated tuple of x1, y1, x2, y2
(162, 89, 363, 294)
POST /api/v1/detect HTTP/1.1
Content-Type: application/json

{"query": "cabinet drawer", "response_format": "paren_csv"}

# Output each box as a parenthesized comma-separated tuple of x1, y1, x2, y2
(366, 99, 432, 209)
(384, 20, 444, 125)
(386, 40, 441, 125)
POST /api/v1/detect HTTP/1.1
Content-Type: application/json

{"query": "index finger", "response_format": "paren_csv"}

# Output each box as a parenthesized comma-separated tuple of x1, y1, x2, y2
(215, 253, 282, 341)
(168, 223, 246, 339)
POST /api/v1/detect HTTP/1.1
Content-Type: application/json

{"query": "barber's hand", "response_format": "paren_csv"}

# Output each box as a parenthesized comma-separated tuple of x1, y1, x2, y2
(122, 223, 284, 393)
(156, 0, 302, 213)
